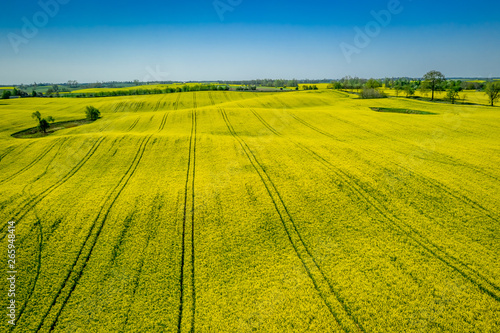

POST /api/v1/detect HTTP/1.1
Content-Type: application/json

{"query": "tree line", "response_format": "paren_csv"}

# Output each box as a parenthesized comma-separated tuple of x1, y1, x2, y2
(328, 71, 500, 106)
(4, 74, 499, 106)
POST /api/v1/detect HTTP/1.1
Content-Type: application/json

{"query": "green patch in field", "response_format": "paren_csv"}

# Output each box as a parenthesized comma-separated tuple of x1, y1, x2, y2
(11, 118, 97, 138)
(370, 107, 436, 115)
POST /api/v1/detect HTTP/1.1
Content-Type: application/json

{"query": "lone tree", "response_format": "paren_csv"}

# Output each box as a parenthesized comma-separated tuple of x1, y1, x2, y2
(32, 111, 55, 134)
(85, 105, 101, 121)
(484, 81, 500, 106)
(446, 88, 460, 104)
(423, 70, 445, 101)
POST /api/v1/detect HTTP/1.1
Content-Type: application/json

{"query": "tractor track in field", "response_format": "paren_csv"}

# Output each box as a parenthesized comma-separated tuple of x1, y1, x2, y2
(219, 108, 364, 333)
(174, 93, 182, 110)
(10, 217, 44, 332)
(7, 138, 106, 330)
(7, 138, 104, 324)
(121, 247, 148, 330)
(415, 155, 500, 183)
(135, 101, 146, 112)
(121, 198, 163, 331)
(249, 109, 281, 136)
(9, 146, 67, 213)
(99, 120, 114, 132)
(15, 137, 100, 225)
(0, 139, 64, 185)
(208, 91, 216, 106)
(0, 145, 19, 163)
(191, 94, 198, 333)
(35, 135, 153, 332)
(222, 91, 232, 103)
(274, 98, 498, 221)
(287, 111, 344, 142)
(396, 165, 498, 221)
(324, 111, 500, 183)
(39, 138, 70, 178)
(126, 117, 140, 132)
(300, 141, 500, 301)
(113, 101, 127, 113)
(108, 213, 135, 266)
(293, 106, 499, 222)
(158, 112, 169, 132)
(154, 100, 162, 112)
(249, 108, 500, 303)
(0, 138, 105, 241)
(320, 100, 500, 185)
(177, 93, 197, 333)
(355, 139, 500, 225)
(271, 95, 293, 109)
(268, 95, 341, 141)
(235, 102, 281, 136)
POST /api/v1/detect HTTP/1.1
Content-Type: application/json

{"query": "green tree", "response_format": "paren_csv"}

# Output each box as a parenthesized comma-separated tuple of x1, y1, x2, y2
(274, 79, 285, 88)
(32, 111, 55, 134)
(422, 70, 445, 101)
(85, 105, 101, 121)
(419, 81, 431, 96)
(446, 87, 460, 104)
(334, 82, 343, 89)
(365, 78, 381, 89)
(2, 90, 12, 99)
(404, 85, 416, 98)
(383, 78, 390, 88)
(484, 81, 500, 106)
(287, 79, 298, 88)
(394, 83, 402, 97)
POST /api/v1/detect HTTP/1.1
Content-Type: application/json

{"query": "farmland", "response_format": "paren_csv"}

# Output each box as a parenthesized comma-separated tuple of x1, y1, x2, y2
(0, 90, 499, 332)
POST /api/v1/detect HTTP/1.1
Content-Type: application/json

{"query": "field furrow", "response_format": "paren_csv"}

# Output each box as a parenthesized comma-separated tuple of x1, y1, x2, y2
(0, 139, 64, 185)
(177, 95, 198, 333)
(219, 108, 364, 332)
(0, 137, 105, 241)
(256, 108, 500, 303)
(35, 135, 152, 332)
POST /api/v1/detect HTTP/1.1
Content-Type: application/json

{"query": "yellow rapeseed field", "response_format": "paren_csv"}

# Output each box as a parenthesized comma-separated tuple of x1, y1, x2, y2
(0, 90, 498, 332)
(71, 83, 198, 94)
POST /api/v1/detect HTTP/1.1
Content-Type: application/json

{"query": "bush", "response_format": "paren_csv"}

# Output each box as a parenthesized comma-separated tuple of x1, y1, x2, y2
(85, 106, 101, 121)
(360, 89, 387, 99)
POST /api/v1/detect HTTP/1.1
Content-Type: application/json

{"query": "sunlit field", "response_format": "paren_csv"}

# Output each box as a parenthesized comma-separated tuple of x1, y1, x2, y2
(1, 90, 499, 332)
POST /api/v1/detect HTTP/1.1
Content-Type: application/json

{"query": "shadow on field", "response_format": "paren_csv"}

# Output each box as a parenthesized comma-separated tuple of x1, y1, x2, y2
(370, 107, 437, 115)
(11, 118, 98, 139)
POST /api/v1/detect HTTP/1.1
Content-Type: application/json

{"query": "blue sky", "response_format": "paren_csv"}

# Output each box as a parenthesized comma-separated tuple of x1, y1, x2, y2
(0, 0, 499, 84)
